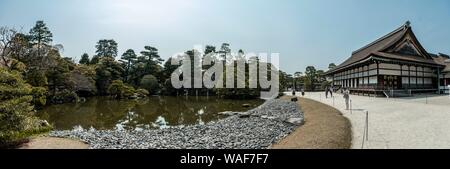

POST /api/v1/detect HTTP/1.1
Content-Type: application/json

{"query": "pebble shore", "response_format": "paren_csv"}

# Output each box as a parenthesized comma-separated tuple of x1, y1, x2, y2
(50, 99, 304, 149)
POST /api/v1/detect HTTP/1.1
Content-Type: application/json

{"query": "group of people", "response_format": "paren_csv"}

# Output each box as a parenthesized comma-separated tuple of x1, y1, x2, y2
(291, 86, 351, 110)
(292, 88, 305, 97)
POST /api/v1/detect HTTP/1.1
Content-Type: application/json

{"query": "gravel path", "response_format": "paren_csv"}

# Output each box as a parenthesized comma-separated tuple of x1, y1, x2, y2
(298, 92, 450, 149)
(19, 137, 88, 149)
(50, 99, 304, 149)
(272, 97, 351, 149)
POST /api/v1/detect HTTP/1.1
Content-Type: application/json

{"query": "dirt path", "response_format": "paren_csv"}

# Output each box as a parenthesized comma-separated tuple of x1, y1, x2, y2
(272, 97, 352, 149)
(19, 136, 88, 149)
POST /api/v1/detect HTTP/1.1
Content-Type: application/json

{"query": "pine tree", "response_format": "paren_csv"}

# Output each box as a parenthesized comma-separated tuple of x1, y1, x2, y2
(79, 53, 90, 64)
(140, 46, 163, 75)
(29, 21, 53, 58)
(95, 39, 118, 58)
(0, 68, 50, 146)
(121, 49, 137, 83)
(90, 55, 100, 65)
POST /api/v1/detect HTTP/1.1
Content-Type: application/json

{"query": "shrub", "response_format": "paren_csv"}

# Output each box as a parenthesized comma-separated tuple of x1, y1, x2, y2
(139, 74, 159, 95)
(0, 68, 51, 147)
(108, 80, 136, 99)
(47, 89, 80, 104)
(25, 68, 48, 87)
(31, 87, 47, 108)
(136, 89, 149, 97)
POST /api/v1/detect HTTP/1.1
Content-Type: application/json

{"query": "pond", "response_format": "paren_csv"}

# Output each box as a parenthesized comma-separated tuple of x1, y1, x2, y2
(37, 96, 264, 130)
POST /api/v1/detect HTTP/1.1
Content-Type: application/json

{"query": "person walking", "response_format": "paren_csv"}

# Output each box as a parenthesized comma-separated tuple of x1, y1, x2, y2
(329, 86, 334, 97)
(292, 89, 296, 96)
(343, 88, 350, 110)
(325, 87, 329, 98)
(301, 88, 305, 97)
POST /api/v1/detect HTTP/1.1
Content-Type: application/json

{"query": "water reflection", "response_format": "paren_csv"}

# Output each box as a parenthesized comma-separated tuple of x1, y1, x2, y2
(37, 96, 264, 130)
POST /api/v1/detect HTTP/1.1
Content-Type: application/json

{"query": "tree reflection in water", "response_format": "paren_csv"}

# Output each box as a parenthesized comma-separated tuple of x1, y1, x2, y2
(37, 96, 264, 130)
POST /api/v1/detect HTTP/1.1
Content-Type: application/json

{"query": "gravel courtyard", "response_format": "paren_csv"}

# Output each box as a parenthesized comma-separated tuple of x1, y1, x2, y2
(292, 92, 450, 149)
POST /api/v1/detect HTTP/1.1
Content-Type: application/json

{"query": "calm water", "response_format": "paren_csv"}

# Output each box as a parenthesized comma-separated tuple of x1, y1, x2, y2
(37, 96, 264, 130)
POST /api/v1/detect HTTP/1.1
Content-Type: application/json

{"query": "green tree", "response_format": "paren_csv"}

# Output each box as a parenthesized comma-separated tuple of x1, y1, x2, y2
(161, 57, 180, 95)
(95, 57, 124, 95)
(305, 66, 317, 80)
(140, 46, 163, 75)
(29, 21, 53, 57)
(140, 74, 159, 94)
(316, 70, 326, 82)
(279, 71, 290, 94)
(202, 45, 216, 70)
(79, 53, 90, 64)
(90, 55, 100, 65)
(304, 66, 317, 91)
(121, 49, 137, 82)
(204, 45, 216, 55)
(219, 43, 230, 60)
(238, 49, 244, 56)
(9, 33, 31, 64)
(46, 49, 72, 95)
(95, 39, 118, 58)
(294, 72, 303, 79)
(24, 68, 48, 87)
(31, 87, 47, 108)
(0, 68, 51, 146)
(328, 63, 337, 70)
(107, 80, 135, 99)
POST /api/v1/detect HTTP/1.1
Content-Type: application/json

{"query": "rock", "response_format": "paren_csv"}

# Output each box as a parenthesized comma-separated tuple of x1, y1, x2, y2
(286, 118, 304, 125)
(128, 94, 138, 99)
(79, 97, 87, 103)
(237, 112, 252, 118)
(40, 120, 50, 127)
(218, 111, 236, 116)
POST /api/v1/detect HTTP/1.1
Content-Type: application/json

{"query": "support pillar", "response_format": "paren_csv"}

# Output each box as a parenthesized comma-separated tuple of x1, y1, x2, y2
(437, 67, 441, 94)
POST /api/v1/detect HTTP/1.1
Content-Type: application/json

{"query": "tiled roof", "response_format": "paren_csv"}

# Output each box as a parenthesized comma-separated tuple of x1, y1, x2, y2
(432, 53, 450, 73)
(326, 22, 444, 74)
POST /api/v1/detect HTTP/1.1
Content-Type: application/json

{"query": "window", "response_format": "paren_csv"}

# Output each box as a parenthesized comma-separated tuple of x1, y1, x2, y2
(369, 76, 378, 84)
(417, 78, 423, 84)
(402, 65, 409, 75)
(410, 77, 417, 84)
(402, 77, 409, 84)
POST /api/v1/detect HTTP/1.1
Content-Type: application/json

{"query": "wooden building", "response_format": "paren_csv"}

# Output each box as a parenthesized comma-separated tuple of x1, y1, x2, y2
(325, 22, 449, 96)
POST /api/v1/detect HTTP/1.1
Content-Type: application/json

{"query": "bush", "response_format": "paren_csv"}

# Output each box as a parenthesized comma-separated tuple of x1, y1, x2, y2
(136, 89, 149, 97)
(108, 80, 136, 99)
(140, 74, 159, 95)
(25, 68, 48, 87)
(0, 68, 51, 147)
(47, 89, 80, 104)
(31, 87, 47, 108)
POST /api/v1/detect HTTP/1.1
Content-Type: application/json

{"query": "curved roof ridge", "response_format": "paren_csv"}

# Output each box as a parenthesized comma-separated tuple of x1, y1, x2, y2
(351, 22, 410, 55)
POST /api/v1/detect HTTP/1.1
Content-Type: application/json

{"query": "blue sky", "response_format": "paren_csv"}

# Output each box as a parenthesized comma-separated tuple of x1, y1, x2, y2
(1, 0, 449, 74)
